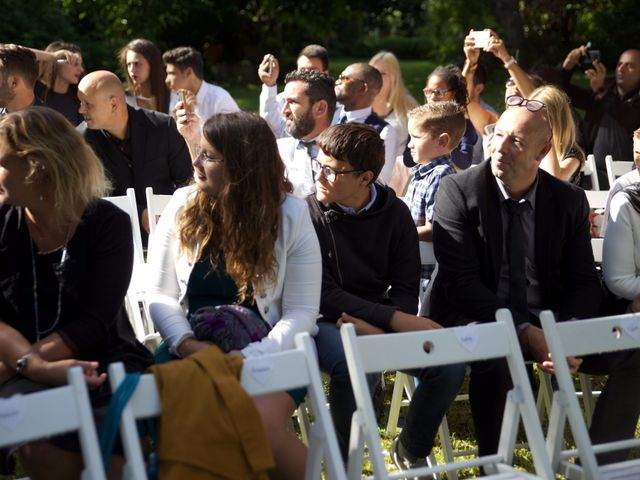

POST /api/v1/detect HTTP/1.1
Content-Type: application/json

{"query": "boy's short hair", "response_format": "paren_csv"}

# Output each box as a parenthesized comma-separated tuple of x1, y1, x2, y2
(297, 44, 329, 71)
(408, 101, 466, 151)
(0, 44, 37, 88)
(318, 123, 384, 182)
(162, 46, 204, 79)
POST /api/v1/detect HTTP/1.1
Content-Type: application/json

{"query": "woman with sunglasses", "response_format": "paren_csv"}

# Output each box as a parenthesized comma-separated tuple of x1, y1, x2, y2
(420, 64, 477, 170)
(146, 108, 322, 479)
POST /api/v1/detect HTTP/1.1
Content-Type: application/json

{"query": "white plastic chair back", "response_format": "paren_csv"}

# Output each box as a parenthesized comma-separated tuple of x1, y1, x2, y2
(540, 310, 640, 480)
(585, 154, 601, 191)
(605, 155, 634, 189)
(144, 187, 172, 237)
(341, 309, 553, 479)
(103, 188, 144, 266)
(108, 333, 346, 480)
(0, 367, 105, 480)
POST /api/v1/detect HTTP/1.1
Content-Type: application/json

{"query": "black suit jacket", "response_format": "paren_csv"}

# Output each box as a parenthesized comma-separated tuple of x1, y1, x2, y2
(430, 161, 602, 327)
(78, 105, 192, 212)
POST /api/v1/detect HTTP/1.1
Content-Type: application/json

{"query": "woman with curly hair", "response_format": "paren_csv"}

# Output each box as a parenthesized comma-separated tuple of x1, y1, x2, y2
(420, 64, 478, 170)
(118, 38, 170, 113)
(146, 110, 322, 479)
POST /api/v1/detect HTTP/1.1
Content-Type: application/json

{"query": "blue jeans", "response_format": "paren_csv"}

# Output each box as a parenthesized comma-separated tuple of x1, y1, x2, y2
(314, 321, 465, 459)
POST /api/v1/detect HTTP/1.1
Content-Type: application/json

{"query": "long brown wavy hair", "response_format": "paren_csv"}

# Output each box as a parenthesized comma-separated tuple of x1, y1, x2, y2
(178, 112, 292, 302)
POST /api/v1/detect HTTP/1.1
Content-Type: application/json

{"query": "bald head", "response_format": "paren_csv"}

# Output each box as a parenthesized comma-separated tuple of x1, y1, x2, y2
(79, 70, 126, 101)
(78, 70, 128, 135)
(490, 105, 552, 197)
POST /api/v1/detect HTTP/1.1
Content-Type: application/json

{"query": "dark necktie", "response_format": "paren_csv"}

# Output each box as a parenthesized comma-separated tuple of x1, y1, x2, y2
(505, 199, 528, 323)
(339, 115, 348, 124)
(299, 140, 319, 175)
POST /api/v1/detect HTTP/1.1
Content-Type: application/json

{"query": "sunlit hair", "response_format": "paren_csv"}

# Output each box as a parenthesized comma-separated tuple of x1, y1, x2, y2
(318, 123, 385, 182)
(529, 85, 583, 161)
(634, 128, 640, 141)
(369, 51, 419, 127)
(408, 101, 467, 151)
(298, 44, 329, 71)
(177, 112, 292, 303)
(38, 41, 82, 102)
(118, 38, 169, 113)
(0, 44, 37, 88)
(0, 107, 109, 225)
(428, 64, 468, 106)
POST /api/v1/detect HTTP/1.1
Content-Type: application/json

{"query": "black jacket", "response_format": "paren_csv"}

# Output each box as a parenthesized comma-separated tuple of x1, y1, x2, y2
(78, 105, 192, 213)
(306, 184, 420, 330)
(430, 161, 603, 328)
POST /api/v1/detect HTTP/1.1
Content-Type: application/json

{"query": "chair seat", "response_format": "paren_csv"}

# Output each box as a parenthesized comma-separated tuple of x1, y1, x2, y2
(599, 458, 640, 479)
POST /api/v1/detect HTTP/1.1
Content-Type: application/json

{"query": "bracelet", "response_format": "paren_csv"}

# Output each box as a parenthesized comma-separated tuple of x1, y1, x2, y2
(504, 56, 517, 69)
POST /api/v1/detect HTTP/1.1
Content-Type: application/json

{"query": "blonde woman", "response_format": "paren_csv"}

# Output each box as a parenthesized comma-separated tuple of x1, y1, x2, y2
(0, 107, 152, 479)
(528, 85, 584, 184)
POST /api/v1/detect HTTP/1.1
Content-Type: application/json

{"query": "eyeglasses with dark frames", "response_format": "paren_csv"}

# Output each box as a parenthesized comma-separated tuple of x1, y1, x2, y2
(312, 159, 364, 182)
(505, 95, 547, 112)
(422, 87, 454, 98)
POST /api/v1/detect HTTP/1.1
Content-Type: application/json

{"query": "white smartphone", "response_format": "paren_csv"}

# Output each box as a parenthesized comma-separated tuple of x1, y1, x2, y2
(470, 29, 491, 49)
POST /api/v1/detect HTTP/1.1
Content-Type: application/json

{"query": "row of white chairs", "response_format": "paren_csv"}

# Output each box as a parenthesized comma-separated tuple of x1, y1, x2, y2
(585, 153, 635, 191)
(2, 310, 638, 479)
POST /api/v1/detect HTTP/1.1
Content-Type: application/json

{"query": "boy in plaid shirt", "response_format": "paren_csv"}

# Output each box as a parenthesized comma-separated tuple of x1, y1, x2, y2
(405, 101, 467, 278)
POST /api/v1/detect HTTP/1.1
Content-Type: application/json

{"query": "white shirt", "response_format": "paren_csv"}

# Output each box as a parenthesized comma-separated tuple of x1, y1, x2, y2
(603, 189, 640, 300)
(342, 106, 398, 185)
(169, 81, 240, 130)
(277, 136, 317, 198)
(145, 186, 322, 358)
(602, 168, 640, 234)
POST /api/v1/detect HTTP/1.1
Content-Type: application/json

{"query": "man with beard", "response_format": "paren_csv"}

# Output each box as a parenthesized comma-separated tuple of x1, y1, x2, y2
(277, 70, 336, 197)
(335, 63, 397, 185)
(0, 44, 40, 115)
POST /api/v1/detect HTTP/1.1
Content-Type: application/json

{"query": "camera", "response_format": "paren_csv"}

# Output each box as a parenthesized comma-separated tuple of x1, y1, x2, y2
(578, 44, 601, 70)
(470, 29, 491, 49)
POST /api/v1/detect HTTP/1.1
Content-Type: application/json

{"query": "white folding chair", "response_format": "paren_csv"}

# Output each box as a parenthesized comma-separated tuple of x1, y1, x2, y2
(605, 155, 634, 189)
(104, 188, 152, 340)
(584, 190, 609, 210)
(108, 333, 346, 480)
(585, 154, 601, 191)
(0, 367, 105, 480)
(144, 187, 172, 237)
(540, 310, 640, 480)
(342, 309, 553, 479)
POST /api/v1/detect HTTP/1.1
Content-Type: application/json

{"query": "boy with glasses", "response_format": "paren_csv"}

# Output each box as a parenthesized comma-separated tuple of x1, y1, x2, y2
(306, 123, 465, 471)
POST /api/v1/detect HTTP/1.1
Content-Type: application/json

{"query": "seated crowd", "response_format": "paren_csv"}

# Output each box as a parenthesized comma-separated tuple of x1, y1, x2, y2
(0, 30, 639, 479)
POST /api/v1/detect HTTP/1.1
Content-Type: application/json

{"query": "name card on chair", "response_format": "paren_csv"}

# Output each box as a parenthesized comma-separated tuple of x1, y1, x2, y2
(245, 357, 274, 385)
(621, 317, 640, 340)
(0, 395, 25, 431)
(454, 326, 480, 352)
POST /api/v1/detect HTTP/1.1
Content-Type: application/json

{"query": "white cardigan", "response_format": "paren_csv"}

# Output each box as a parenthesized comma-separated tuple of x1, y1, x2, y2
(602, 190, 640, 300)
(145, 186, 322, 357)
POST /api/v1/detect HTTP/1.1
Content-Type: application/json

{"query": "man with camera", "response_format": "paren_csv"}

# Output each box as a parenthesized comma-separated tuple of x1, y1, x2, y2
(561, 46, 640, 189)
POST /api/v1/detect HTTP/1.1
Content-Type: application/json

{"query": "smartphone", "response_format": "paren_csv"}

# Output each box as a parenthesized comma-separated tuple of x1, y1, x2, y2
(579, 46, 601, 70)
(178, 89, 188, 110)
(267, 56, 274, 76)
(470, 29, 491, 49)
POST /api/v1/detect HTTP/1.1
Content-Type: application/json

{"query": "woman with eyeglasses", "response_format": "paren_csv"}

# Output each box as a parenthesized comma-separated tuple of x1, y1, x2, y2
(0, 107, 153, 478)
(146, 109, 322, 479)
(419, 64, 478, 170)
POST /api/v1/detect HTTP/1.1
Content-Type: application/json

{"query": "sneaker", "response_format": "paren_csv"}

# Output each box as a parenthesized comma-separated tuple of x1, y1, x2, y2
(390, 437, 437, 480)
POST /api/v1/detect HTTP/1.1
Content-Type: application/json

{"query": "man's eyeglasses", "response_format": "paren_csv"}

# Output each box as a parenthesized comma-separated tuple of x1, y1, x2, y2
(423, 87, 453, 99)
(337, 74, 366, 86)
(312, 159, 363, 182)
(505, 95, 546, 113)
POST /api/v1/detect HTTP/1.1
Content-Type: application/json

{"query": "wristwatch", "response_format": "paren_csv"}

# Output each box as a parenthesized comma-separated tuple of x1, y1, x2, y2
(15, 352, 33, 374)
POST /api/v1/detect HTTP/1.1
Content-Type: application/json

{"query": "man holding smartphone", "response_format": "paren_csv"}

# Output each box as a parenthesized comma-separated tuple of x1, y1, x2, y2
(561, 46, 640, 189)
